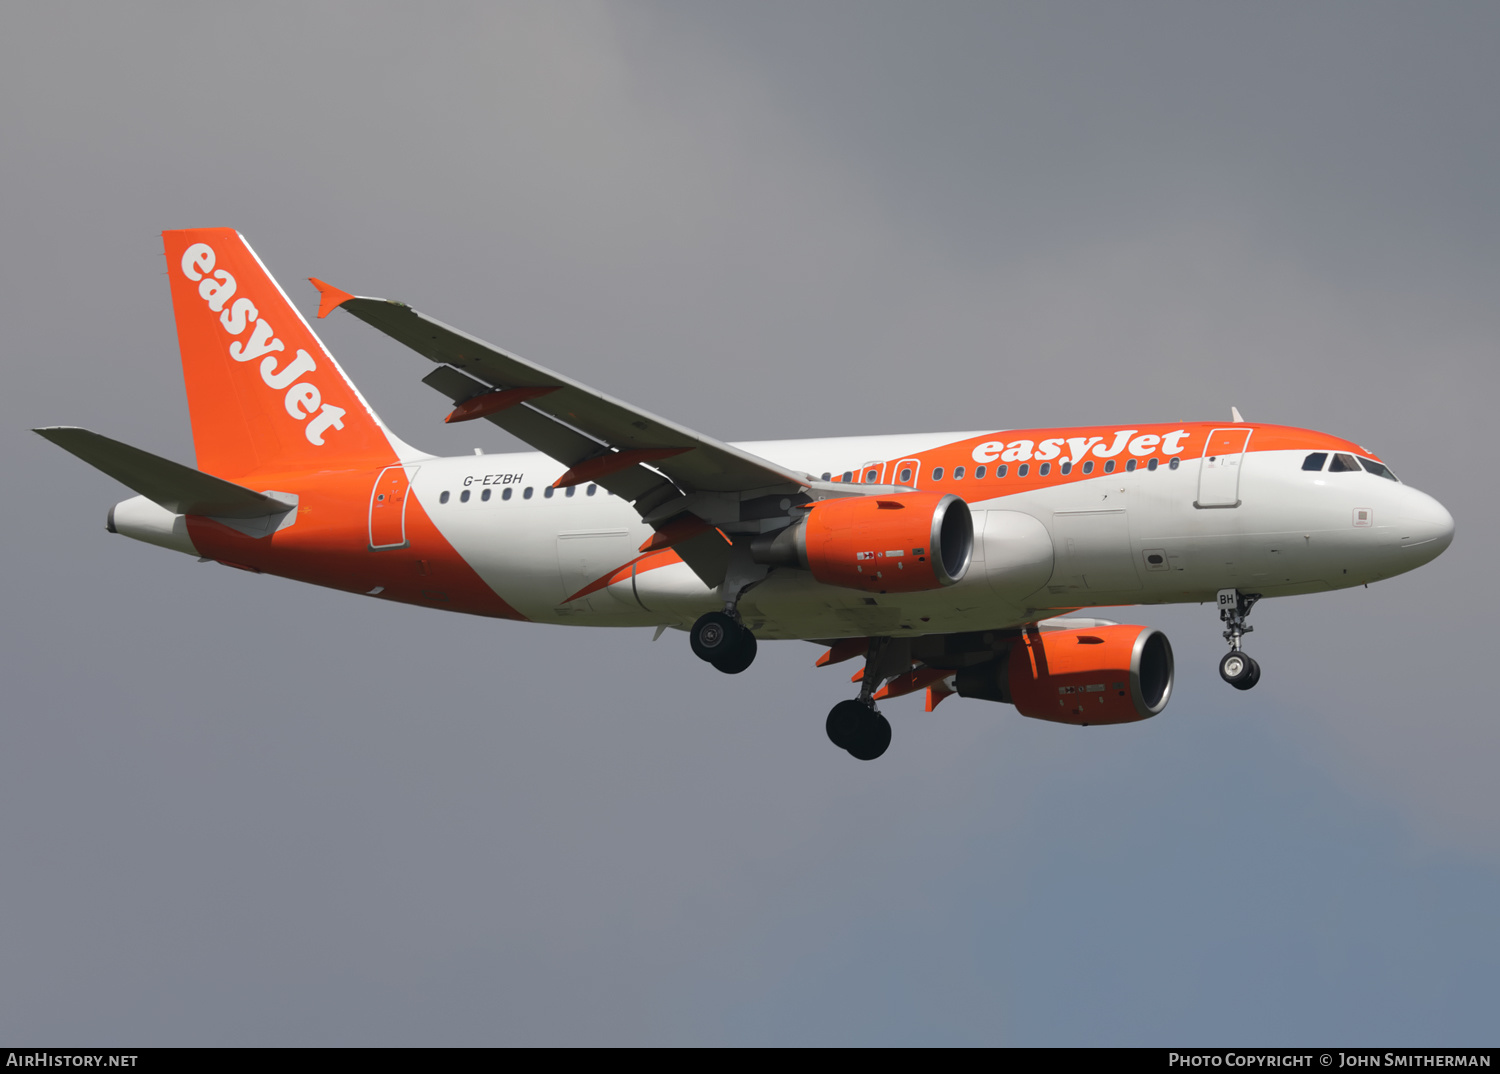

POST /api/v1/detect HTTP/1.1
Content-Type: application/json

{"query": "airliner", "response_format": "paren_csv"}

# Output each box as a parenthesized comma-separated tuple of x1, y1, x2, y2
(37, 229, 1455, 760)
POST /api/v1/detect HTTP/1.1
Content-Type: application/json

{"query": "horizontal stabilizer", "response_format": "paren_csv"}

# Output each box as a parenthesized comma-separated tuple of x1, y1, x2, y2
(33, 427, 295, 519)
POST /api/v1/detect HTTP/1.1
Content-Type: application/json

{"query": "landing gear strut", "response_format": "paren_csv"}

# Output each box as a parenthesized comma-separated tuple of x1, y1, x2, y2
(825, 640, 893, 760)
(1217, 588, 1262, 691)
(690, 543, 767, 675)
(690, 611, 757, 674)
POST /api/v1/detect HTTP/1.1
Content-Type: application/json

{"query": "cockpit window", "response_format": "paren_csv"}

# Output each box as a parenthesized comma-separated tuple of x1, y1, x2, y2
(1302, 452, 1328, 471)
(1329, 453, 1361, 473)
(1358, 456, 1399, 482)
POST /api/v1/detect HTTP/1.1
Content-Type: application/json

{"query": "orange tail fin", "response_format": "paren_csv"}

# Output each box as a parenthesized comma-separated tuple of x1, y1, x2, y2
(162, 228, 409, 482)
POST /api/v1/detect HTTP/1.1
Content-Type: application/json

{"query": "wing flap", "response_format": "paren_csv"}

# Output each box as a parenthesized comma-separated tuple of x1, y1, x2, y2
(331, 295, 810, 495)
(419, 364, 673, 504)
(34, 427, 294, 519)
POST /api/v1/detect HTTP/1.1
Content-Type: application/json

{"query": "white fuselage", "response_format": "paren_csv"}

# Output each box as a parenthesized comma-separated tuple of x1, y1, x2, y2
(410, 432, 1453, 640)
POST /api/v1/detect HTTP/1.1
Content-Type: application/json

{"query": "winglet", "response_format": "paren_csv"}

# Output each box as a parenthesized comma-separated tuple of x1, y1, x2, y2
(309, 277, 355, 319)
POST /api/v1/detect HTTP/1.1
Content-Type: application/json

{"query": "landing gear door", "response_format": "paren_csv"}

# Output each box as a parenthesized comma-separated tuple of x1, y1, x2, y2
(1196, 428, 1252, 508)
(369, 465, 418, 550)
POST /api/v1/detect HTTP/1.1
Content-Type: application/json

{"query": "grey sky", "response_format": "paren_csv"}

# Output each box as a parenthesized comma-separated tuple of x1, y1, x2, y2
(2, 2, 1496, 1044)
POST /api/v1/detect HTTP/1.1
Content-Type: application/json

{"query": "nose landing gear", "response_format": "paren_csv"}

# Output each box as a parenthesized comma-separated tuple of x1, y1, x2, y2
(1217, 588, 1262, 691)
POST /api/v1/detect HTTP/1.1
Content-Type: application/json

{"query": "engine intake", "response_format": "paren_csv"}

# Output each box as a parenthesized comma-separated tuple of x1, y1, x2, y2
(955, 624, 1173, 724)
(751, 492, 972, 593)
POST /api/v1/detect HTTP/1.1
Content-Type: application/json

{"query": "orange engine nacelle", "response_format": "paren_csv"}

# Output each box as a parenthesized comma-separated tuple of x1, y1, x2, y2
(955, 625, 1174, 725)
(751, 492, 973, 593)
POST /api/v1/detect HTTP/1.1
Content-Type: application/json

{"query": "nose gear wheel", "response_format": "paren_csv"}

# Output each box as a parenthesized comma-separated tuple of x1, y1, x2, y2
(1216, 589, 1263, 690)
(1218, 650, 1261, 690)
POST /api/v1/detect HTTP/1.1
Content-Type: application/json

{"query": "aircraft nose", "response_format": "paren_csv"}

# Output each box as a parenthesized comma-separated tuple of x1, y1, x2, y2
(1394, 488, 1455, 561)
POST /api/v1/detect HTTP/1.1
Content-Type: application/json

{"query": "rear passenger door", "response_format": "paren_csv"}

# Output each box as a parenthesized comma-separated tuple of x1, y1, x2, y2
(369, 465, 418, 549)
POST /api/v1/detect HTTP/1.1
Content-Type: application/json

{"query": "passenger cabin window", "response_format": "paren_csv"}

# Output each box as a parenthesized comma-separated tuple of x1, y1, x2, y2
(1302, 452, 1328, 471)
(932, 467, 944, 481)
(997, 464, 1008, 478)
(1017, 464, 1029, 477)
(439, 490, 450, 504)
(587, 484, 597, 496)
(975, 465, 987, 479)
(1147, 458, 1159, 471)
(821, 472, 831, 481)
(524, 487, 534, 499)
(953, 466, 965, 480)
(842, 471, 853, 483)
(482, 488, 491, 502)
(865, 469, 879, 483)
(1126, 459, 1137, 472)
(1059, 461, 1071, 475)
(1169, 457, 1180, 470)
(1038, 462, 1051, 476)
(460, 489, 470, 503)
(566, 486, 575, 497)
(503, 487, 513, 500)
(1082, 460, 1094, 474)
(1358, 457, 1399, 482)
(1329, 453, 1360, 473)
(544, 486, 555, 498)
(899, 467, 912, 483)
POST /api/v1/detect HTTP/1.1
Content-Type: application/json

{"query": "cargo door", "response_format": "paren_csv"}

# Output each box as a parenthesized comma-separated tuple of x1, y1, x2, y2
(1049, 509, 1141, 593)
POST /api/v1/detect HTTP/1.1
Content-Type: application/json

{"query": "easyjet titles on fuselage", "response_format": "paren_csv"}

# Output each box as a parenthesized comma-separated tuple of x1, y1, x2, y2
(970, 428, 1191, 467)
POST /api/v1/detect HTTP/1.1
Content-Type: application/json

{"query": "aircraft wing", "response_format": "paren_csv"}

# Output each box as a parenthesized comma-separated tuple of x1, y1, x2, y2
(311, 282, 813, 511)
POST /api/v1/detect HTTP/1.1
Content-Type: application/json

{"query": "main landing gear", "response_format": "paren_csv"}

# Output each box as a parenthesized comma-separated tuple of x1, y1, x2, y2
(1217, 588, 1262, 691)
(690, 611, 758, 674)
(691, 547, 767, 675)
(826, 699, 891, 761)
(825, 640, 893, 761)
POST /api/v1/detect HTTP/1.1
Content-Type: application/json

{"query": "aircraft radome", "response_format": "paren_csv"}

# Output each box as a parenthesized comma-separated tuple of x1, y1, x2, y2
(37, 229, 1456, 760)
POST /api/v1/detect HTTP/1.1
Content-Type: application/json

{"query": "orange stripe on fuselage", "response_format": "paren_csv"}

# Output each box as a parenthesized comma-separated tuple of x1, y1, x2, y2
(563, 547, 683, 604)
(185, 467, 528, 621)
(834, 422, 1374, 501)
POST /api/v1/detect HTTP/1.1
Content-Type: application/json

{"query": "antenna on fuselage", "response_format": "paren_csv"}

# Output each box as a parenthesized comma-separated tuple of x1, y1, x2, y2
(1231, 406, 1244, 423)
